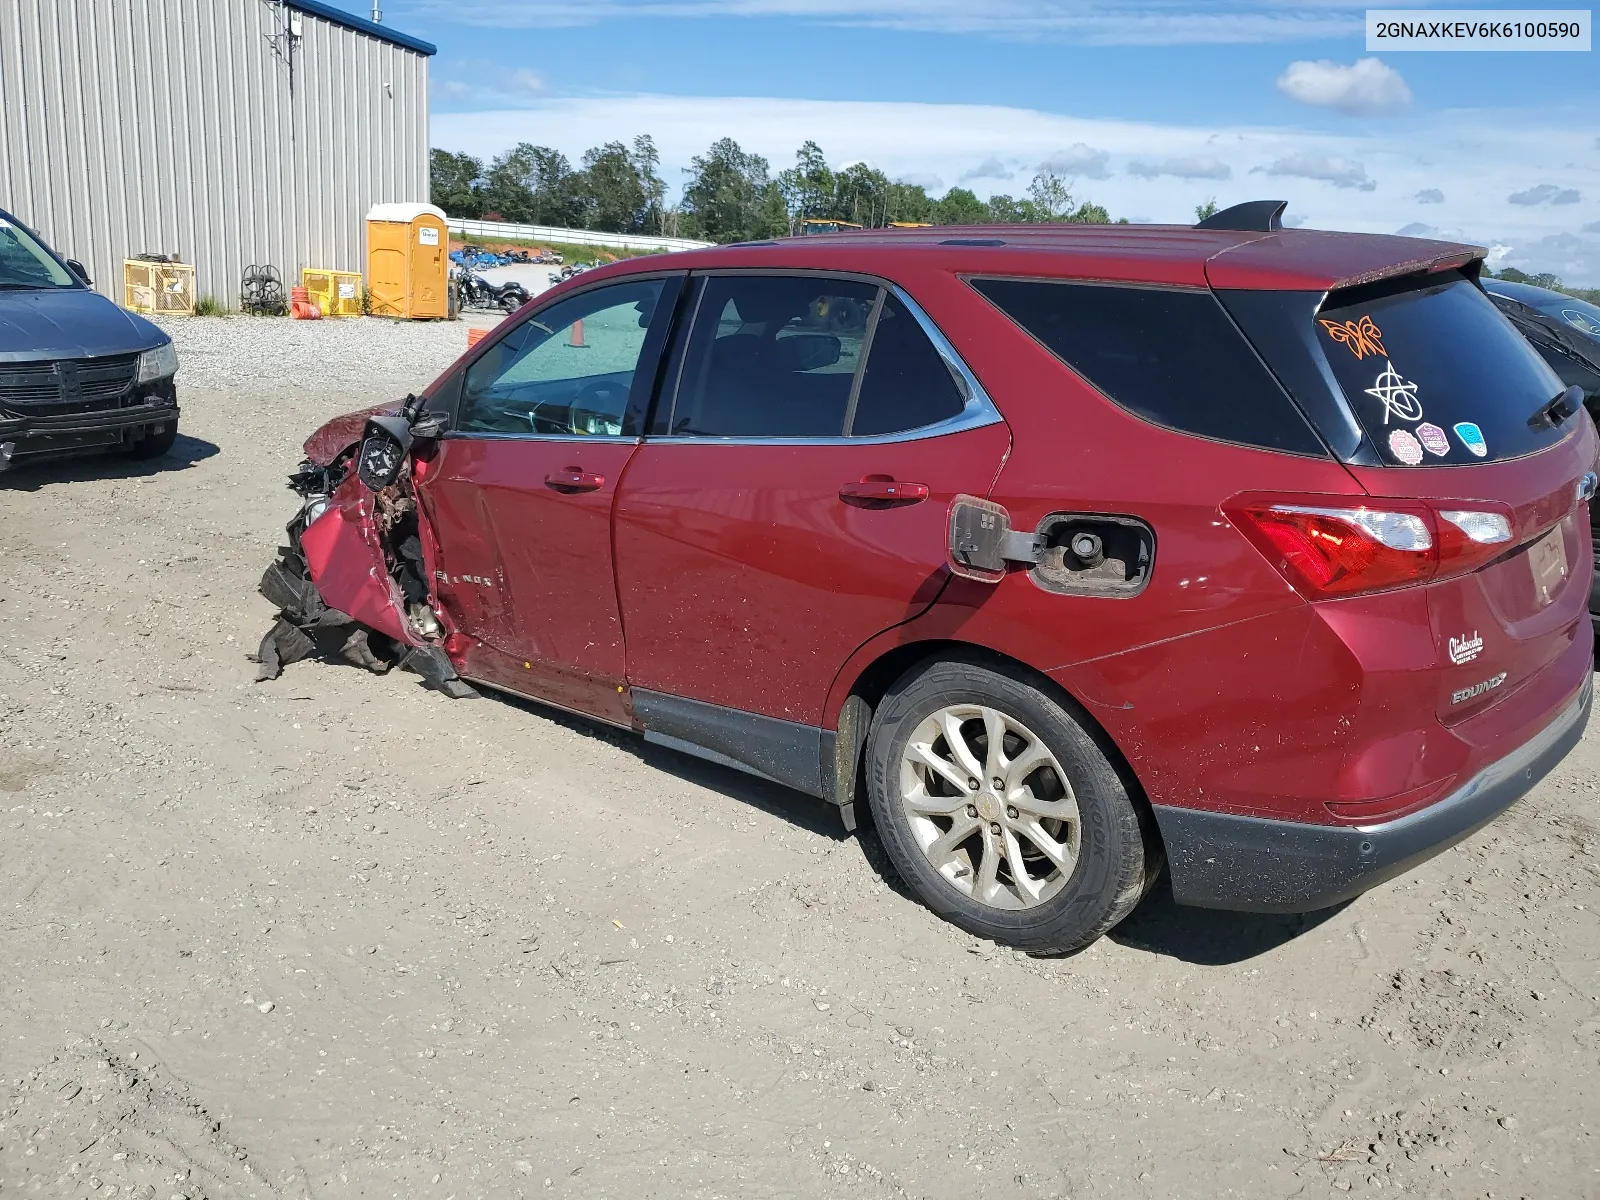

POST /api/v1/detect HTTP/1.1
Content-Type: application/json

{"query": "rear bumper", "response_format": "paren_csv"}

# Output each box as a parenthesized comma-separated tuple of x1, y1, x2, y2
(1154, 670, 1592, 912)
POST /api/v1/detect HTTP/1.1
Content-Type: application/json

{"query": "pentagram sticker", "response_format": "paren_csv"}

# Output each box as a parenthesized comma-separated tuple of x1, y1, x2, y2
(1388, 428, 1424, 465)
(1364, 361, 1424, 424)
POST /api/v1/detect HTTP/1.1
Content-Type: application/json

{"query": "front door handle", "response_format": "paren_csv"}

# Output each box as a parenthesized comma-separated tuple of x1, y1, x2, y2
(545, 468, 605, 493)
(839, 478, 930, 506)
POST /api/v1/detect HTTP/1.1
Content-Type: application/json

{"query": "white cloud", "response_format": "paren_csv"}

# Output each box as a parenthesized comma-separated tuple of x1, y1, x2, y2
(1038, 144, 1111, 179)
(1585, 220, 1600, 234)
(1256, 153, 1376, 191)
(960, 157, 1016, 183)
(1396, 222, 1435, 237)
(1415, 188, 1443, 204)
(1276, 57, 1411, 116)
(1127, 155, 1231, 180)
(431, 94, 1600, 283)
(432, 60, 546, 107)
(401, 0, 1364, 44)
(1509, 184, 1582, 205)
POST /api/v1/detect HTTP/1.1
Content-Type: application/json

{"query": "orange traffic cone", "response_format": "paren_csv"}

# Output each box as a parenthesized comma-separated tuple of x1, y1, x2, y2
(569, 318, 587, 348)
(467, 326, 488, 349)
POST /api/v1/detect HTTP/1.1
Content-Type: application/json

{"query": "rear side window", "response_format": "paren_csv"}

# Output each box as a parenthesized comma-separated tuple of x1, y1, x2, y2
(969, 278, 1326, 455)
(662, 275, 974, 439)
(667, 275, 875, 437)
(1316, 276, 1565, 465)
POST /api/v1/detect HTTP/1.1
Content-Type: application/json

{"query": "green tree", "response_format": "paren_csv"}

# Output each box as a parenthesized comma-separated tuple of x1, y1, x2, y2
(834, 162, 892, 227)
(632, 135, 667, 234)
(778, 140, 837, 228)
(579, 141, 648, 232)
(985, 193, 1035, 223)
(1195, 197, 1220, 221)
(885, 181, 937, 225)
(681, 138, 779, 243)
(934, 187, 989, 225)
(429, 149, 484, 218)
(1027, 169, 1076, 221)
(1067, 200, 1111, 224)
(483, 144, 583, 226)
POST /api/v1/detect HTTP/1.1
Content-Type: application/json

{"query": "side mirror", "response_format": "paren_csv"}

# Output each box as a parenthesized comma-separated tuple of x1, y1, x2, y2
(356, 415, 413, 491)
(65, 259, 91, 286)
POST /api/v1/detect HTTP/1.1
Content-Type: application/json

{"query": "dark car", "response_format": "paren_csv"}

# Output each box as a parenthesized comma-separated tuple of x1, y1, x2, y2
(0, 207, 180, 472)
(1482, 277, 1600, 629)
(257, 202, 1594, 954)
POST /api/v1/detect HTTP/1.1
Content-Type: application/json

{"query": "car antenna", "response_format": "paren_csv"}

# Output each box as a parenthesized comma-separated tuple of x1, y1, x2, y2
(1195, 200, 1287, 232)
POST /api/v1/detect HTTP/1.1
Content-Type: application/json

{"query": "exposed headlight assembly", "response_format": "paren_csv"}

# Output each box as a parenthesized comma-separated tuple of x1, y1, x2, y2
(136, 340, 179, 383)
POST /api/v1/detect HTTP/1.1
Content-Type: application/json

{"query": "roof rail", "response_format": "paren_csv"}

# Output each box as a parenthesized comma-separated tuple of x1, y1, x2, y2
(1195, 200, 1287, 233)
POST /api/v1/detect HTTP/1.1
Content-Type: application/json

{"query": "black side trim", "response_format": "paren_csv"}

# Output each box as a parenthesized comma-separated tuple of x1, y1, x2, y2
(1195, 199, 1286, 232)
(1155, 674, 1591, 912)
(633, 690, 825, 798)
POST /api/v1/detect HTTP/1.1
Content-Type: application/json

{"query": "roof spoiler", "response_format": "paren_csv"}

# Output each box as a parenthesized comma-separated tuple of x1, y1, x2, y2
(1195, 200, 1287, 233)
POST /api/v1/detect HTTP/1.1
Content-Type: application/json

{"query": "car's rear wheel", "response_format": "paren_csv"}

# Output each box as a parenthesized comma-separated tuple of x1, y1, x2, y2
(127, 421, 178, 459)
(865, 658, 1153, 954)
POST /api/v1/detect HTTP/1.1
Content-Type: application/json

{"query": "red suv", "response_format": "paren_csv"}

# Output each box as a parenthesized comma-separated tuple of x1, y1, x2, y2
(260, 201, 1595, 955)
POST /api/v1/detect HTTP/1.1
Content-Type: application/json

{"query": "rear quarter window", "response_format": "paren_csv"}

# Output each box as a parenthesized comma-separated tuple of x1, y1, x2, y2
(1316, 276, 1566, 466)
(969, 278, 1327, 456)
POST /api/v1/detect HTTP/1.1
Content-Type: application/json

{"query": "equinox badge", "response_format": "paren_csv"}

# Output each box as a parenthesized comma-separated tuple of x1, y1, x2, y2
(1452, 672, 1508, 706)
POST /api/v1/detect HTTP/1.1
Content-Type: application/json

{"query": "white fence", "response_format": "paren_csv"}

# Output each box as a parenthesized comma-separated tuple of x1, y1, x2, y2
(446, 218, 712, 253)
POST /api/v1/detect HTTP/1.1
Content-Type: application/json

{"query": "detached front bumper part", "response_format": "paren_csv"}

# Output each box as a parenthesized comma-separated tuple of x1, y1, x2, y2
(1154, 672, 1592, 912)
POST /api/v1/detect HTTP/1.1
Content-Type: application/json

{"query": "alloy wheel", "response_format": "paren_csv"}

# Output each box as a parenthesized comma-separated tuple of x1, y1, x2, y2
(897, 703, 1081, 910)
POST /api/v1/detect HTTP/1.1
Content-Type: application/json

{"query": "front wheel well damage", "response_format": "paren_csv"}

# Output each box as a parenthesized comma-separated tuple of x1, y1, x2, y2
(832, 639, 1162, 868)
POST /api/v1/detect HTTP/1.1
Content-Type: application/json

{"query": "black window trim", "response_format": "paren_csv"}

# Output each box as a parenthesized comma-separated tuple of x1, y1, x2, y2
(439, 269, 688, 444)
(962, 271, 1336, 460)
(647, 267, 1004, 447)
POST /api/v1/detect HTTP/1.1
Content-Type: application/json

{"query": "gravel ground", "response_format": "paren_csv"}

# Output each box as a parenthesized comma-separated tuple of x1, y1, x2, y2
(1, 316, 1599, 1199)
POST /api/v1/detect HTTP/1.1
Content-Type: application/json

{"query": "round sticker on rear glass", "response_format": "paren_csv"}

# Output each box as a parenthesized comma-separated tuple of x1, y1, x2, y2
(1415, 422, 1450, 456)
(1388, 428, 1424, 464)
(1453, 422, 1488, 457)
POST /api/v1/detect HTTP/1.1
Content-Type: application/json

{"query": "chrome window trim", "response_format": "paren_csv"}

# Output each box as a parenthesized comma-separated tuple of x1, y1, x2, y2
(446, 424, 640, 449)
(646, 282, 1004, 447)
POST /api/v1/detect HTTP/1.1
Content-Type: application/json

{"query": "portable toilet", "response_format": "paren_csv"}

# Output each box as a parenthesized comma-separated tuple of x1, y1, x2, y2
(365, 203, 449, 319)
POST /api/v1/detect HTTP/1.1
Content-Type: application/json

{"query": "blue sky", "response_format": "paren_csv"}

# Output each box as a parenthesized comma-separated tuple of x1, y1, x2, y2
(333, 0, 1596, 282)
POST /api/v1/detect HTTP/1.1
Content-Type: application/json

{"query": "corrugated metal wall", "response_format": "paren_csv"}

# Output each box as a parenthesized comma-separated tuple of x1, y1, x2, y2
(0, 0, 429, 305)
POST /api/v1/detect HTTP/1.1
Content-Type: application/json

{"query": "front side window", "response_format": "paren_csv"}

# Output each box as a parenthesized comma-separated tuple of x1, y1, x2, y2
(0, 217, 76, 290)
(459, 279, 665, 436)
(665, 274, 975, 439)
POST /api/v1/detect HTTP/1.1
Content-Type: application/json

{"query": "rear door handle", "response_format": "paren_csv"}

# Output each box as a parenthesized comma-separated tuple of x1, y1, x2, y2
(839, 479, 930, 505)
(545, 468, 605, 493)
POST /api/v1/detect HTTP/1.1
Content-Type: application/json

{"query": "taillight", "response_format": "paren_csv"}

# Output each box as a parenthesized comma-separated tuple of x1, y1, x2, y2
(1435, 508, 1513, 579)
(1225, 495, 1518, 600)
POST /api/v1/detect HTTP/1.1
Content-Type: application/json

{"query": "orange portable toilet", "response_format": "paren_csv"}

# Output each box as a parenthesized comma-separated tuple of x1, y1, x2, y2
(365, 203, 449, 319)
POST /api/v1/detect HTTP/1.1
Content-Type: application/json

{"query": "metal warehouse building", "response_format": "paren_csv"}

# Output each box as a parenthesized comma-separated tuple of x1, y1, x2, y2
(0, 0, 433, 304)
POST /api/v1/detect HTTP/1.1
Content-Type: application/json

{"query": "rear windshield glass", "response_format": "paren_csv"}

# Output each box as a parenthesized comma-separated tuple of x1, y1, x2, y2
(1316, 276, 1566, 465)
(970, 278, 1326, 455)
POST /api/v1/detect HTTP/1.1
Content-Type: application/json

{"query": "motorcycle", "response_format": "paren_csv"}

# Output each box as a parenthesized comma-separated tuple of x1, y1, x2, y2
(452, 267, 529, 313)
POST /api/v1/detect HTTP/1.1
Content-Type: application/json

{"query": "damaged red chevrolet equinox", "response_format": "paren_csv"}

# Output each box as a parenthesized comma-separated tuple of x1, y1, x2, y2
(259, 201, 1596, 954)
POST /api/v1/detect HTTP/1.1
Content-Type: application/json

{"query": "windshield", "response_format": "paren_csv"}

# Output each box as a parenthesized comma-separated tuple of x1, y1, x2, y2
(1316, 274, 1566, 466)
(0, 217, 76, 289)
(1534, 295, 1600, 340)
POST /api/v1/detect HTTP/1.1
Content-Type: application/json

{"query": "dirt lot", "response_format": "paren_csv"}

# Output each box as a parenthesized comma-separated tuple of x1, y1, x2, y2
(2, 316, 1599, 1199)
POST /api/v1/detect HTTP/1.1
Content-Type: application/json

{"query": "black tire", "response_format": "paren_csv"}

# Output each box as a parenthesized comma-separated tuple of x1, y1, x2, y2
(865, 657, 1154, 955)
(127, 420, 178, 460)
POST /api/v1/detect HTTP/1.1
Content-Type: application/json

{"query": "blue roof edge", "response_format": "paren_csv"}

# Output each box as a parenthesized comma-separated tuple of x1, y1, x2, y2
(285, 0, 438, 56)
